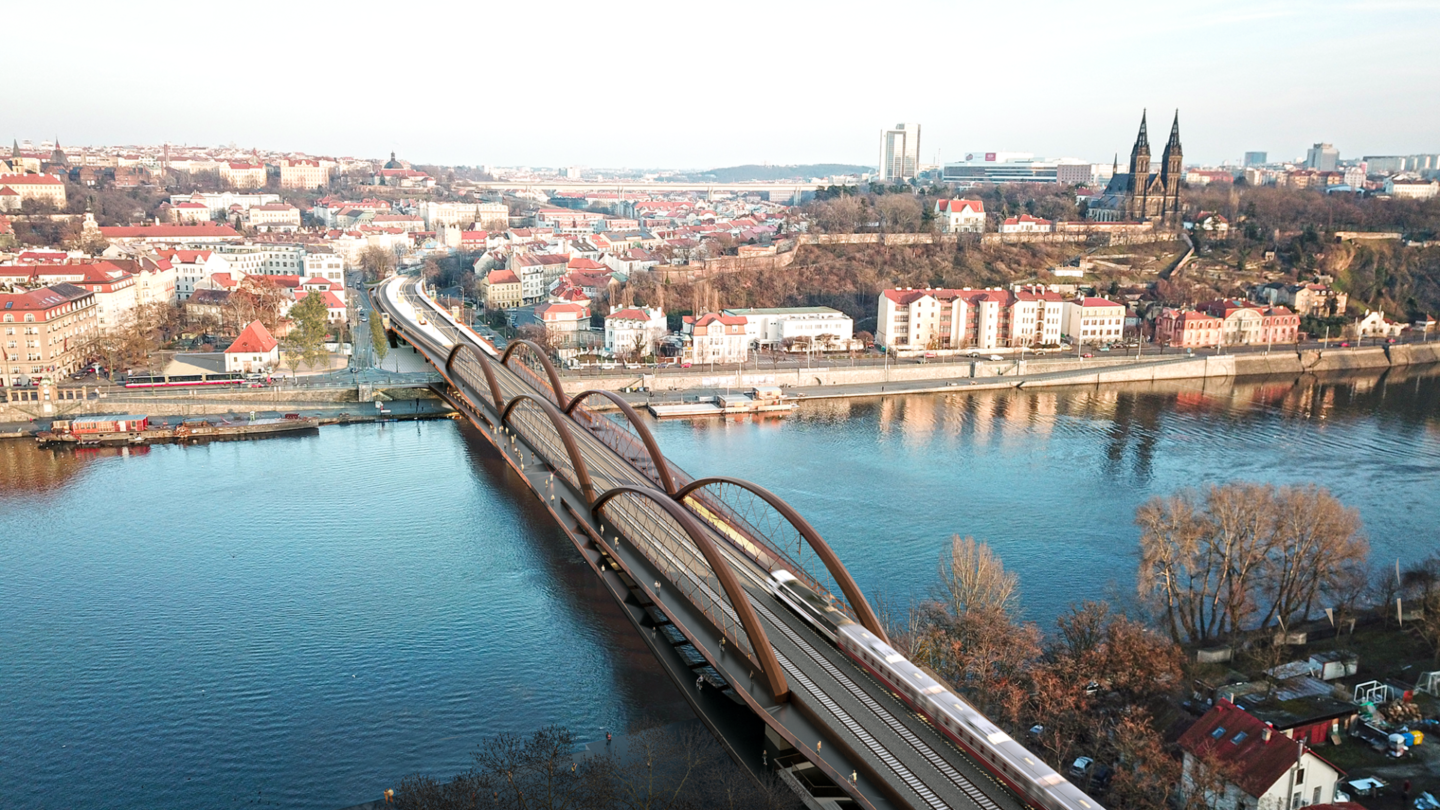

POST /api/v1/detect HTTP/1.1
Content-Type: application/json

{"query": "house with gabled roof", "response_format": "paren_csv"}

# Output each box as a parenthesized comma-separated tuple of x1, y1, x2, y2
(1178, 700, 1344, 810)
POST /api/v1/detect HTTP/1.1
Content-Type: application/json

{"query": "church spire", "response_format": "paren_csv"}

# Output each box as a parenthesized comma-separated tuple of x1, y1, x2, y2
(1166, 110, 1181, 150)
(1135, 109, 1149, 150)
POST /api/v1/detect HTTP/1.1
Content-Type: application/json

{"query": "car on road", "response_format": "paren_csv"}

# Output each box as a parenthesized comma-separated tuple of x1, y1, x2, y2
(989, 354, 1003, 361)
(1081, 352, 1094, 358)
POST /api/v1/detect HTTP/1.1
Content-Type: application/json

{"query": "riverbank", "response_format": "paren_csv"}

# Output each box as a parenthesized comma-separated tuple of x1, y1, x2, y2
(0, 398, 457, 440)
(582, 343, 1440, 407)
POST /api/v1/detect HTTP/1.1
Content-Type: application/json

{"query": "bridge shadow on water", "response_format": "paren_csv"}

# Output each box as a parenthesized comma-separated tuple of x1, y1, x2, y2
(451, 418, 693, 735)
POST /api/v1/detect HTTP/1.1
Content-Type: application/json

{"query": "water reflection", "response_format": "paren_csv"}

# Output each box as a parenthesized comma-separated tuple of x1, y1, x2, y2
(649, 365, 1440, 622)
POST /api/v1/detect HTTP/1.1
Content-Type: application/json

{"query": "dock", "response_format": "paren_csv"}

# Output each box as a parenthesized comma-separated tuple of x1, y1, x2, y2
(646, 386, 797, 419)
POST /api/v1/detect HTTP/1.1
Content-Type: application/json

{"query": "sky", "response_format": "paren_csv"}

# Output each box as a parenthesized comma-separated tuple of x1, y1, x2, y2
(7, 0, 1440, 170)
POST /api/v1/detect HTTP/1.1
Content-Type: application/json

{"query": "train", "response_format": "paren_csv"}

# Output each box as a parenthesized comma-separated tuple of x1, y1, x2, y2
(766, 570, 1104, 810)
(122, 372, 248, 389)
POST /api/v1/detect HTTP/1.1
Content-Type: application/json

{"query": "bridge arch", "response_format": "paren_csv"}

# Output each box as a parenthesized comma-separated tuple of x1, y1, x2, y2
(446, 343, 506, 413)
(592, 484, 788, 702)
(501, 339, 569, 409)
(675, 476, 888, 643)
(564, 390, 677, 496)
(500, 394, 595, 502)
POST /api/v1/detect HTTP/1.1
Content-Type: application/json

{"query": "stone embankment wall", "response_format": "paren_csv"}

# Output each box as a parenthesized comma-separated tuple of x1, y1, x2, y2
(557, 343, 1440, 397)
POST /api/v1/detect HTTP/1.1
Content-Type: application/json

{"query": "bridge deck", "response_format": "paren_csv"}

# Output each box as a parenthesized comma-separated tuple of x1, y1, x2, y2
(379, 277, 1026, 810)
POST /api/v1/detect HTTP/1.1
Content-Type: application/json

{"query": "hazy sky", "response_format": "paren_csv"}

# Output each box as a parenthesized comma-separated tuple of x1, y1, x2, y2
(8, 0, 1439, 169)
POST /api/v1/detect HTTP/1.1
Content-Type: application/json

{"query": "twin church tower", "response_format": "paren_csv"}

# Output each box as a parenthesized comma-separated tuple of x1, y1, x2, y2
(1093, 110, 1184, 224)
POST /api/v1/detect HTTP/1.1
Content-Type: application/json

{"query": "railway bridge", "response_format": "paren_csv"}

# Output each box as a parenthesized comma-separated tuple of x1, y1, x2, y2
(372, 275, 1073, 810)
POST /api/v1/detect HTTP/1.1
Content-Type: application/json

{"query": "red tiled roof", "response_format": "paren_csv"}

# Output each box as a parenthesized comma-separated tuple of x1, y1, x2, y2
(607, 308, 652, 321)
(0, 173, 64, 185)
(937, 199, 984, 214)
(226, 320, 278, 354)
(1177, 700, 1343, 799)
(99, 224, 241, 239)
(486, 270, 520, 285)
(1078, 296, 1124, 308)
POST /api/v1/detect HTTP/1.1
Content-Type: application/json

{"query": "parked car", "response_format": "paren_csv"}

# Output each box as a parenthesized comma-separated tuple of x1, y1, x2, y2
(1069, 756, 1094, 778)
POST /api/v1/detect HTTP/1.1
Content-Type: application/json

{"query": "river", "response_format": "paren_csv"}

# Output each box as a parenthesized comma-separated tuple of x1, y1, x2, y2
(2, 365, 1438, 809)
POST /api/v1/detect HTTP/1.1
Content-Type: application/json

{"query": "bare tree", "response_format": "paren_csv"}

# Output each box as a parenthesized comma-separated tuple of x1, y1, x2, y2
(937, 535, 1020, 618)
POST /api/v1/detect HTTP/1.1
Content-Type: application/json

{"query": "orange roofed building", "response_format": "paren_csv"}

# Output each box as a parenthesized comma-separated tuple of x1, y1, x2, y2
(224, 320, 279, 373)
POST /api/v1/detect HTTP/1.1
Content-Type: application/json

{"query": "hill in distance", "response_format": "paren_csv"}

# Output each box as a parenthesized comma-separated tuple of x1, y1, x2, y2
(689, 164, 872, 183)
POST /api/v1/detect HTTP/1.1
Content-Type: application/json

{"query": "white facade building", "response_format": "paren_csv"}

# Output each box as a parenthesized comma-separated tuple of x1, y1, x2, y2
(159, 249, 232, 300)
(935, 199, 986, 233)
(722, 306, 854, 349)
(1061, 297, 1126, 345)
(1384, 177, 1439, 199)
(684, 313, 749, 364)
(604, 306, 667, 357)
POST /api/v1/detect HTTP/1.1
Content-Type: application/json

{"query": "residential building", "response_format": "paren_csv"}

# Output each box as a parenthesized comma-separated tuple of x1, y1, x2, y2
(721, 306, 854, 350)
(1384, 177, 1439, 199)
(935, 199, 986, 234)
(279, 159, 330, 189)
(534, 302, 589, 346)
(0, 262, 138, 332)
(0, 283, 98, 386)
(0, 173, 67, 210)
(1357, 309, 1404, 338)
(1187, 212, 1231, 237)
(302, 247, 344, 284)
(244, 203, 302, 231)
(998, 215, 1054, 234)
(604, 306, 666, 357)
(169, 191, 280, 215)
(1009, 287, 1066, 346)
(220, 162, 266, 189)
(879, 123, 921, 181)
(683, 313, 749, 364)
(1178, 700, 1343, 810)
(170, 201, 210, 223)
(876, 288, 1013, 352)
(224, 319, 279, 373)
(480, 269, 522, 309)
(1199, 299, 1300, 345)
(1155, 308, 1223, 348)
(293, 288, 347, 323)
(1306, 143, 1340, 172)
(1061, 296, 1126, 345)
(1265, 283, 1347, 318)
(159, 249, 231, 300)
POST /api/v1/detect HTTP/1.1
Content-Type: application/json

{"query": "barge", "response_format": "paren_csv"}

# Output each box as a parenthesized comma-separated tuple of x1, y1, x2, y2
(37, 414, 320, 446)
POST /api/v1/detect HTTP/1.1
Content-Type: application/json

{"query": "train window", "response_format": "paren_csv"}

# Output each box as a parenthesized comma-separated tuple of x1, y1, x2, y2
(884, 654, 904, 663)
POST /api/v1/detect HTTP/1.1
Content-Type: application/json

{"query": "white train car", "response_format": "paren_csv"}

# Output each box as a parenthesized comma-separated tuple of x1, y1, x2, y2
(767, 571, 1104, 810)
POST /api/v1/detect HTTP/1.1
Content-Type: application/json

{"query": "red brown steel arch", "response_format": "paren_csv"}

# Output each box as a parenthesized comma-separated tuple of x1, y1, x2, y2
(592, 485, 789, 702)
(674, 476, 889, 644)
(501, 339, 570, 408)
(564, 390, 677, 496)
(447, 343, 506, 413)
(500, 394, 596, 503)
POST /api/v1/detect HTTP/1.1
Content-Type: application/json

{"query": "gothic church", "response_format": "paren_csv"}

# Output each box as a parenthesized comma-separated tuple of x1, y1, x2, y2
(1089, 111, 1183, 224)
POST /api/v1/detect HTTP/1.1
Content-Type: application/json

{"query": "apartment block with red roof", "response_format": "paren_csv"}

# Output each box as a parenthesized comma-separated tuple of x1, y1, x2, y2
(998, 214, 1055, 234)
(220, 162, 266, 189)
(534, 302, 589, 346)
(876, 287, 1016, 353)
(0, 262, 138, 333)
(1199, 299, 1299, 346)
(480, 269, 522, 310)
(1155, 307, 1224, 348)
(0, 173, 67, 210)
(1, 283, 98, 386)
(604, 306, 666, 357)
(1178, 700, 1343, 810)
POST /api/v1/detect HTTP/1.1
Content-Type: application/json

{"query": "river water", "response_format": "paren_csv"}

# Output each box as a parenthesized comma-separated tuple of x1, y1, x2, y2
(2, 366, 1438, 809)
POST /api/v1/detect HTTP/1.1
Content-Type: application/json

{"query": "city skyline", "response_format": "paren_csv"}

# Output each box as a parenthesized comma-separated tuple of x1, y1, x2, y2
(6, 1, 1440, 169)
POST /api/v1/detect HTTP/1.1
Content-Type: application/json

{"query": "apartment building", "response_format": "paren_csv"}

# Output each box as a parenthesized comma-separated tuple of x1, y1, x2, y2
(279, 159, 330, 189)
(220, 162, 266, 189)
(0, 173, 67, 210)
(245, 204, 302, 230)
(876, 287, 1025, 353)
(157, 249, 232, 300)
(0, 263, 138, 332)
(1, 283, 98, 385)
(604, 306, 667, 357)
(1061, 297, 1126, 345)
